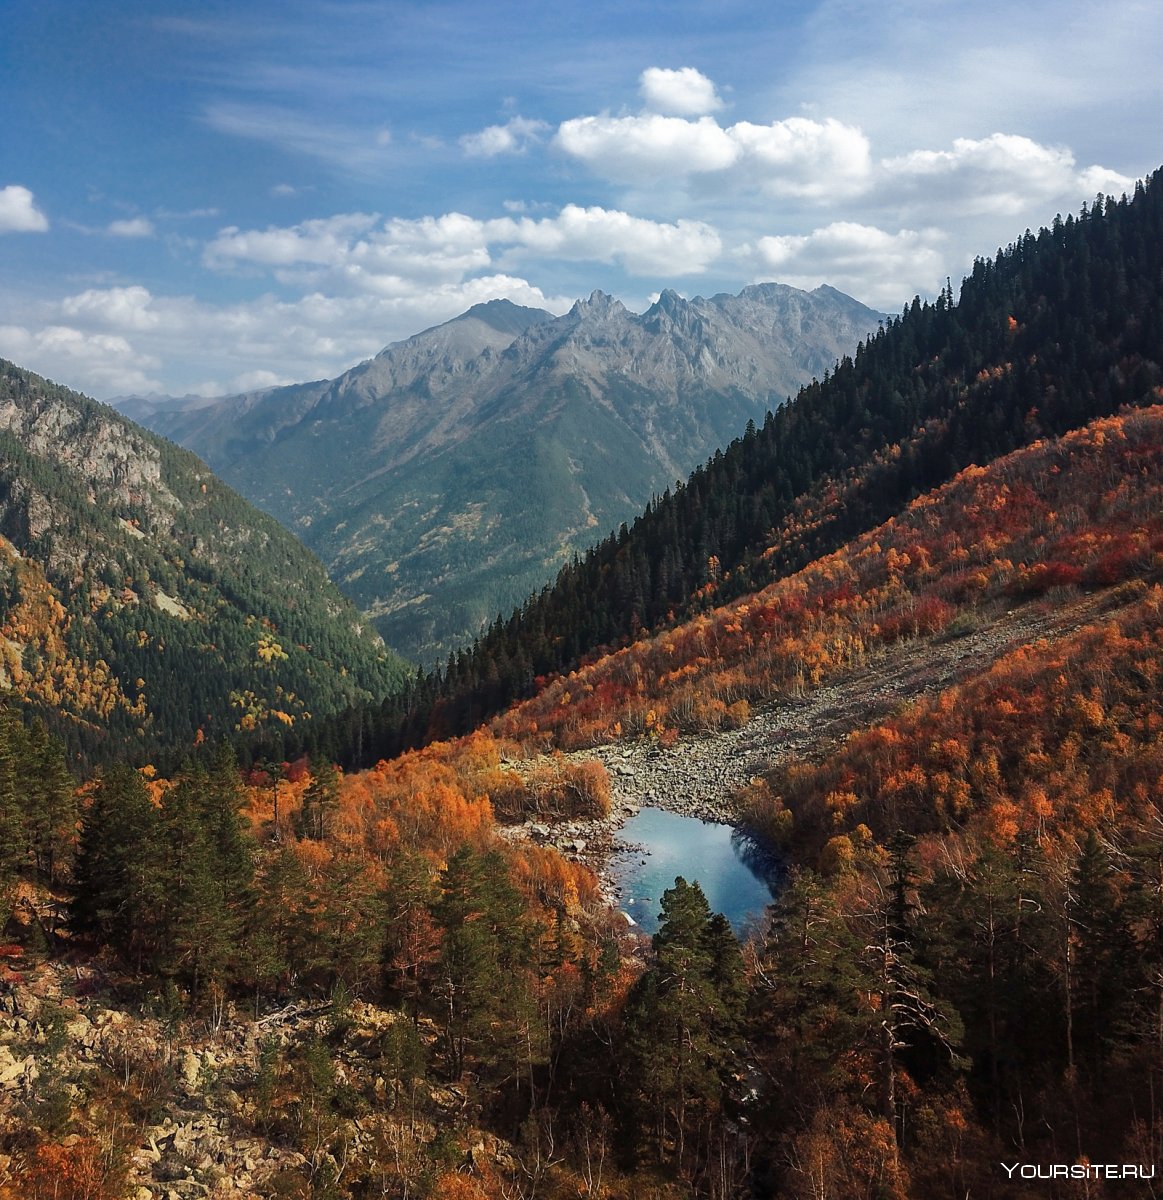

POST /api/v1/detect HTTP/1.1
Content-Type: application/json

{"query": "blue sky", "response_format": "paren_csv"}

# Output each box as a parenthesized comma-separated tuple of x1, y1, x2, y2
(0, 0, 1158, 397)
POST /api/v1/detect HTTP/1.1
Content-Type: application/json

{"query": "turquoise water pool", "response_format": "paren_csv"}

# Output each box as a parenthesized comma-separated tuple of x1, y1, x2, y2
(610, 806, 781, 936)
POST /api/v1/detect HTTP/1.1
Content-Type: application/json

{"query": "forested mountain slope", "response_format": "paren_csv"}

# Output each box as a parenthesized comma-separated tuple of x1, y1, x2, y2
(0, 361, 407, 766)
(308, 171, 1163, 768)
(6, 404, 1161, 1199)
(491, 401, 1163, 1196)
(496, 405, 1163, 749)
(138, 287, 883, 663)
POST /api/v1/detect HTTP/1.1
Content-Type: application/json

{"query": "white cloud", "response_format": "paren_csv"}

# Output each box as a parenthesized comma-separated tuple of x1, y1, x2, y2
(555, 108, 873, 198)
(0, 323, 162, 395)
(61, 285, 161, 332)
(204, 213, 381, 268)
(640, 67, 723, 116)
(206, 205, 723, 289)
(107, 217, 155, 238)
(755, 222, 946, 309)
(0, 185, 49, 233)
(555, 114, 739, 182)
(460, 116, 549, 157)
(729, 117, 872, 197)
(883, 133, 1133, 216)
(492, 205, 722, 276)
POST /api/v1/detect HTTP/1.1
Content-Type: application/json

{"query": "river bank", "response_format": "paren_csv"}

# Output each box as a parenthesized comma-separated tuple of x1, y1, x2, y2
(496, 727, 771, 918)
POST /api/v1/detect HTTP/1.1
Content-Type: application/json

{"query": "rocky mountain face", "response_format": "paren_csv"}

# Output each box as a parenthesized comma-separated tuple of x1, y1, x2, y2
(0, 359, 406, 764)
(136, 286, 884, 664)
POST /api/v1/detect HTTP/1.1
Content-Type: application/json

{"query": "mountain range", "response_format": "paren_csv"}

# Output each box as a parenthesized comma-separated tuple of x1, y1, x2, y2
(127, 283, 885, 663)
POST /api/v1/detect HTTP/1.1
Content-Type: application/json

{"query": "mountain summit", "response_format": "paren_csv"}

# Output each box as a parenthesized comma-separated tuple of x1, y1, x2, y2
(136, 283, 884, 663)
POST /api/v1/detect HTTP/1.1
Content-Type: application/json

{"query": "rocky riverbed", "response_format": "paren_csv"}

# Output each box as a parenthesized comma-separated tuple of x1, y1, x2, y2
(497, 724, 775, 917)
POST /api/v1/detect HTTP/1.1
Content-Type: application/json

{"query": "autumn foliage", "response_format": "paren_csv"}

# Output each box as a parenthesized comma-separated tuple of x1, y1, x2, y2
(496, 406, 1163, 749)
(7, 1136, 125, 1200)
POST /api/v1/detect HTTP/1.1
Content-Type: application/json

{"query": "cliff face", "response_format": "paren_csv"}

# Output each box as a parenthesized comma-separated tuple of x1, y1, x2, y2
(0, 359, 406, 764)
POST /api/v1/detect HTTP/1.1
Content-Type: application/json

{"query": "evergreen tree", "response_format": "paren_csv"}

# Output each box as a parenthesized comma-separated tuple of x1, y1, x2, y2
(21, 719, 76, 886)
(432, 846, 504, 1079)
(71, 765, 166, 971)
(625, 878, 745, 1171)
(0, 712, 23, 924)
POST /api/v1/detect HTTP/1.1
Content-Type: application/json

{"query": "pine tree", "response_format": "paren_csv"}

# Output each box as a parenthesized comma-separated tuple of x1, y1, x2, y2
(432, 846, 503, 1079)
(71, 765, 166, 971)
(626, 878, 744, 1170)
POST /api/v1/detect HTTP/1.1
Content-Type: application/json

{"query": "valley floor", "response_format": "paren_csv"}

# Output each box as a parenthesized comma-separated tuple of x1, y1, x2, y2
(509, 586, 1131, 895)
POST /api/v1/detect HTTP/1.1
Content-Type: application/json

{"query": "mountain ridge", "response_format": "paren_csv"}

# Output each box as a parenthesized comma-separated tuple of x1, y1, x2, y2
(128, 282, 885, 663)
(0, 359, 408, 765)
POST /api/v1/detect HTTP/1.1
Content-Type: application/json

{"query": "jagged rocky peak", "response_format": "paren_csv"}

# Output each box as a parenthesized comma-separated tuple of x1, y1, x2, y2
(642, 288, 703, 337)
(653, 288, 687, 314)
(569, 290, 627, 320)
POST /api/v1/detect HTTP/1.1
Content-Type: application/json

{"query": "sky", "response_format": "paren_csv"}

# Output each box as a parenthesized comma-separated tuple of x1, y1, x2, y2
(0, 0, 1158, 399)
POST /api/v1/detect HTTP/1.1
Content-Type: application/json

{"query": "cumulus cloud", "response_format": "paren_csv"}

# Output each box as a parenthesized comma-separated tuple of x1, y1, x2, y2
(754, 222, 946, 308)
(107, 217, 155, 238)
(61, 286, 161, 332)
(492, 205, 722, 276)
(204, 213, 381, 269)
(640, 67, 723, 116)
(556, 114, 739, 182)
(555, 109, 872, 197)
(730, 117, 873, 197)
(460, 116, 549, 157)
(0, 323, 162, 395)
(883, 133, 1133, 216)
(206, 206, 723, 287)
(555, 99, 1131, 224)
(0, 185, 49, 233)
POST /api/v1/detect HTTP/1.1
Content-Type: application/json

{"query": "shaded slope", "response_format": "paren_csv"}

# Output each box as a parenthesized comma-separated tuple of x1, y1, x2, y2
(496, 404, 1163, 751)
(0, 360, 408, 766)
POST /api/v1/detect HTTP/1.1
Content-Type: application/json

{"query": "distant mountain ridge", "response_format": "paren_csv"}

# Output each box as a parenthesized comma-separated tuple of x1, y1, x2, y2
(0, 359, 407, 765)
(131, 283, 885, 663)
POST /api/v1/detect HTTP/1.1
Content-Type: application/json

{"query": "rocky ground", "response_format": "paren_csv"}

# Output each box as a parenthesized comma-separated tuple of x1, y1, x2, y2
(504, 591, 1119, 908)
(0, 954, 514, 1198)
